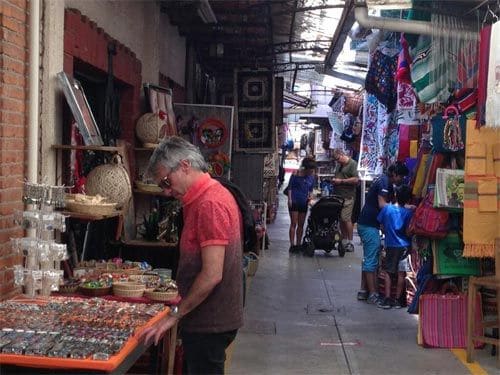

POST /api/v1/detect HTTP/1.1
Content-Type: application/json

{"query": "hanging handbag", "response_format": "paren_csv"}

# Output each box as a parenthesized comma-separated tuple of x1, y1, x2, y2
(419, 283, 483, 348)
(408, 188, 450, 239)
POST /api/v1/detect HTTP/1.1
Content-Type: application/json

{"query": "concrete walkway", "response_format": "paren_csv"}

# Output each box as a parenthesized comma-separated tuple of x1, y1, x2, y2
(229, 196, 497, 375)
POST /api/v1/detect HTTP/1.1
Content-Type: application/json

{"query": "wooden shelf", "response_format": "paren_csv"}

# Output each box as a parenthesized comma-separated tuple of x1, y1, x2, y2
(133, 188, 165, 196)
(52, 144, 123, 152)
(60, 210, 122, 221)
(122, 239, 177, 248)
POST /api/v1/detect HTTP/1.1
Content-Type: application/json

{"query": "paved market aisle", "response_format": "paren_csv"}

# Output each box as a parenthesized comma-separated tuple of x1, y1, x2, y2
(228, 195, 495, 375)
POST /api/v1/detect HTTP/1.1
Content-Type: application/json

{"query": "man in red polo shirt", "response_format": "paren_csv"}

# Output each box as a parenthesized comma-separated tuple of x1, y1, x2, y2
(139, 136, 243, 375)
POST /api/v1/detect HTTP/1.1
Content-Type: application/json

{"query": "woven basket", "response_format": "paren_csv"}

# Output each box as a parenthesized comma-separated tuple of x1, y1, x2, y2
(112, 282, 145, 291)
(65, 200, 118, 216)
(113, 288, 145, 298)
(136, 113, 161, 145)
(79, 285, 112, 297)
(85, 154, 132, 209)
(113, 282, 145, 298)
(144, 290, 178, 302)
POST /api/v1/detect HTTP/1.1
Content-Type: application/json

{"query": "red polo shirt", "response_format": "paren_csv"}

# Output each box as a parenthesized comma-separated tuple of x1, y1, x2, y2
(177, 173, 243, 333)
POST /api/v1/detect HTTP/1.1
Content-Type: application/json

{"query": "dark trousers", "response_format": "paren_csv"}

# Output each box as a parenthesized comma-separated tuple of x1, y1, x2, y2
(181, 329, 238, 375)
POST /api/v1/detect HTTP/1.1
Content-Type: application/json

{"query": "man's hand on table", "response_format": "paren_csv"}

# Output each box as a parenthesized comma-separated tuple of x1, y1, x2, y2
(137, 315, 178, 346)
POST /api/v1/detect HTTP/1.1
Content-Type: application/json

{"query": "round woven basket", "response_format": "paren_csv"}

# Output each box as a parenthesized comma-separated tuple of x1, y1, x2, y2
(85, 155, 132, 209)
(136, 113, 161, 145)
(113, 282, 146, 291)
(113, 282, 145, 298)
(65, 200, 118, 216)
(144, 290, 178, 302)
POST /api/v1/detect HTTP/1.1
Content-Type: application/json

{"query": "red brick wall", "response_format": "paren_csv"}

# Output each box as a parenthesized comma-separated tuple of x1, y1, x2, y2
(0, 0, 28, 299)
(63, 8, 142, 178)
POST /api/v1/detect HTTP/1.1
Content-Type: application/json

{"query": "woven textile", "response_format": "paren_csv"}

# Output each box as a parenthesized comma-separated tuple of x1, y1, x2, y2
(410, 36, 450, 104)
(396, 82, 418, 125)
(463, 120, 500, 257)
(419, 292, 483, 348)
(365, 49, 398, 112)
(359, 94, 379, 174)
(485, 21, 500, 128)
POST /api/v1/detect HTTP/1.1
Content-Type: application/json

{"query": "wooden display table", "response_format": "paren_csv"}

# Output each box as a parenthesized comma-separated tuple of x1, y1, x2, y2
(0, 295, 177, 374)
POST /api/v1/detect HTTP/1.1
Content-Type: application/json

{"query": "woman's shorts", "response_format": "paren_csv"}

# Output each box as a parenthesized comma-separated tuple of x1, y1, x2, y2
(290, 203, 308, 213)
(358, 224, 381, 272)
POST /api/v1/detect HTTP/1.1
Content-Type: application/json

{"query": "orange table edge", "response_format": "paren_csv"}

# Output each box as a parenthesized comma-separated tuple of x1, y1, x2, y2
(0, 306, 170, 372)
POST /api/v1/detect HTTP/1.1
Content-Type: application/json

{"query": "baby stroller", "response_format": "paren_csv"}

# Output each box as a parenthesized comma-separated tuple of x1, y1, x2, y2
(302, 195, 345, 257)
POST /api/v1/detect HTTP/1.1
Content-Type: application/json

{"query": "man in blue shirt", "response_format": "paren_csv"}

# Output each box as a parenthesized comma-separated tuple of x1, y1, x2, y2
(356, 162, 409, 304)
(376, 185, 413, 309)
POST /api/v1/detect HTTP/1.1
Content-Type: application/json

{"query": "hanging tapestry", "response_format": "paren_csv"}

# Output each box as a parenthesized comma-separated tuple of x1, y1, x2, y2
(234, 69, 275, 152)
(477, 25, 491, 128)
(396, 35, 419, 126)
(463, 120, 500, 258)
(410, 36, 451, 104)
(358, 94, 379, 174)
(236, 70, 273, 108)
(365, 49, 398, 112)
(396, 82, 418, 125)
(485, 21, 500, 128)
(376, 102, 398, 175)
(327, 111, 344, 135)
(236, 111, 274, 151)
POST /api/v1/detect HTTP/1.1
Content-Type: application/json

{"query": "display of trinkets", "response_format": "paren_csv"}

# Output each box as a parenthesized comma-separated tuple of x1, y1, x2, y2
(10, 182, 69, 297)
(0, 297, 165, 360)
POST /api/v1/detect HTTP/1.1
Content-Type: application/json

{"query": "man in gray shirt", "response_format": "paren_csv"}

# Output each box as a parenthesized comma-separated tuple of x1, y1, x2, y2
(331, 149, 359, 252)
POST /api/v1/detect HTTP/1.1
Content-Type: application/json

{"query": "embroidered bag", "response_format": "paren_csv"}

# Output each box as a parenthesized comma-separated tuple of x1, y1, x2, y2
(408, 188, 450, 239)
(443, 117, 465, 152)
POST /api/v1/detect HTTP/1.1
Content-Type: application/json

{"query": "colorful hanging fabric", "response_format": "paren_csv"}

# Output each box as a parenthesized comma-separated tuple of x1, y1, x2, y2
(359, 94, 379, 174)
(397, 82, 419, 125)
(377, 103, 399, 174)
(365, 49, 398, 112)
(396, 35, 412, 83)
(485, 21, 500, 128)
(456, 39, 479, 89)
(410, 36, 451, 104)
(476, 25, 491, 128)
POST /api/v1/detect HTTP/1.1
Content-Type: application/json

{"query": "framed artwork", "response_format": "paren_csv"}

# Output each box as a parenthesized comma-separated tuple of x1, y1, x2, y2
(173, 103, 234, 179)
(57, 72, 103, 146)
(236, 70, 273, 108)
(236, 111, 274, 152)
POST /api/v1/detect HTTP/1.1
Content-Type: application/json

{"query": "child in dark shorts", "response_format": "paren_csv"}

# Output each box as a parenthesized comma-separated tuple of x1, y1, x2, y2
(376, 185, 413, 309)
